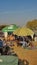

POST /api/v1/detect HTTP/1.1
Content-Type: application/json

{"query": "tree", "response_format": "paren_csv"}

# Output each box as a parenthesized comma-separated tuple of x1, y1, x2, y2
(26, 19, 37, 30)
(0, 25, 8, 30)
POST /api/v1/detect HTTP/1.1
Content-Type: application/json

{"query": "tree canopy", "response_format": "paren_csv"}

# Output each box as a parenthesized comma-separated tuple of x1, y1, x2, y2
(0, 25, 8, 30)
(26, 19, 37, 30)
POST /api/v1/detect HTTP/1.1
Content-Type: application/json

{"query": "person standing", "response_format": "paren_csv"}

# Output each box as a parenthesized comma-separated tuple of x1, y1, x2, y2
(22, 36, 28, 48)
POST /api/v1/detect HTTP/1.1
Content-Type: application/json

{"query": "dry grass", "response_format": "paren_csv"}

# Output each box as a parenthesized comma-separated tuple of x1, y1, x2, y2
(12, 41, 37, 65)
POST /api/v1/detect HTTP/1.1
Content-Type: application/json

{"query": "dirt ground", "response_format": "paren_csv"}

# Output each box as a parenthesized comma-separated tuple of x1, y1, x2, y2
(12, 41, 37, 65)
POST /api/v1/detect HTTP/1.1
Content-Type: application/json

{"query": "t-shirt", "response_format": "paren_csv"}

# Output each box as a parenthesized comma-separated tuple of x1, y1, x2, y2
(0, 40, 3, 47)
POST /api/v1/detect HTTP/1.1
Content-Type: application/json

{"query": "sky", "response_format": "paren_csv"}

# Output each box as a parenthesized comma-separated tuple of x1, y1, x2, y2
(0, 0, 37, 26)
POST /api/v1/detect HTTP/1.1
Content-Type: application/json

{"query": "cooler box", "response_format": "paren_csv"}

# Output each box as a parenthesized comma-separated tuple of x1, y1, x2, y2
(0, 56, 18, 65)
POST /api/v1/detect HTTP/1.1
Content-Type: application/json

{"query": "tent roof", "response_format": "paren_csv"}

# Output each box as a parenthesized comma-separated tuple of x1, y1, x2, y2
(13, 27, 34, 36)
(2, 24, 19, 32)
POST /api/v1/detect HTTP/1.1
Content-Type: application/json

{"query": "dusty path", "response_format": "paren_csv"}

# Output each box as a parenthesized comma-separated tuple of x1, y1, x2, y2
(12, 42, 37, 65)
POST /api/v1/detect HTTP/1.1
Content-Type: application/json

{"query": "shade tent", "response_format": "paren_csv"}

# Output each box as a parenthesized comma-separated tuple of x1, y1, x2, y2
(13, 27, 21, 35)
(2, 24, 19, 32)
(13, 27, 34, 37)
(2, 24, 19, 38)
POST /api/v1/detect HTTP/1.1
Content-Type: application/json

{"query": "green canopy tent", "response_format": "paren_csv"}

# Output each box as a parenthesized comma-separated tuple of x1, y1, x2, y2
(2, 24, 19, 38)
(2, 24, 19, 32)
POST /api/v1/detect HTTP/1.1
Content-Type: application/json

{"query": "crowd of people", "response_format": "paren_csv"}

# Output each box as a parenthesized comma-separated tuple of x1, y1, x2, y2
(0, 38, 11, 55)
(14, 34, 36, 48)
(0, 33, 36, 55)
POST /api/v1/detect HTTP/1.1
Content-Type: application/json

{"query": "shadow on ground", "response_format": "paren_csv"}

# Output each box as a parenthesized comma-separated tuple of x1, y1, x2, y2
(18, 59, 29, 65)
